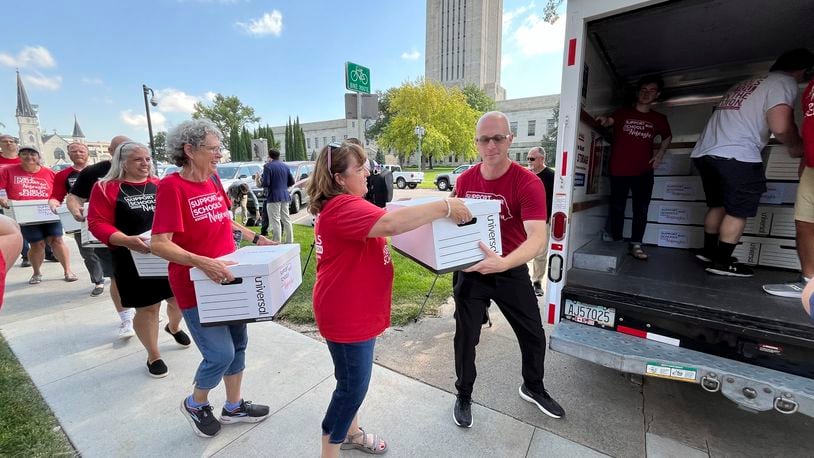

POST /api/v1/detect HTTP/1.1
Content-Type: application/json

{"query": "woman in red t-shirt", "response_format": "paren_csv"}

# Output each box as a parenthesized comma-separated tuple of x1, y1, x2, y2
(307, 141, 471, 457)
(150, 120, 277, 438)
(0, 145, 77, 284)
(87, 142, 189, 378)
(596, 75, 672, 260)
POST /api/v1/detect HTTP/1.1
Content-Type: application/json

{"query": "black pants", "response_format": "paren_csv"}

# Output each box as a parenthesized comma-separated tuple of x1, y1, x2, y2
(453, 265, 546, 399)
(259, 197, 270, 236)
(609, 172, 654, 243)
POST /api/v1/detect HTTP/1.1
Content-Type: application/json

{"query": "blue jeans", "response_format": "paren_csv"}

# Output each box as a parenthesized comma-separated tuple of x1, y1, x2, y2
(322, 338, 376, 444)
(182, 308, 248, 390)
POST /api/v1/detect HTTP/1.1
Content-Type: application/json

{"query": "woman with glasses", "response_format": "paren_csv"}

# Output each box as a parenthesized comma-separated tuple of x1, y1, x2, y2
(307, 141, 471, 457)
(87, 142, 189, 378)
(150, 119, 276, 438)
(596, 75, 672, 260)
(0, 145, 77, 284)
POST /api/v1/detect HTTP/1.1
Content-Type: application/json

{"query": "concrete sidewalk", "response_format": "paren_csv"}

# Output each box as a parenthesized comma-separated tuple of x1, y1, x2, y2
(0, 242, 605, 457)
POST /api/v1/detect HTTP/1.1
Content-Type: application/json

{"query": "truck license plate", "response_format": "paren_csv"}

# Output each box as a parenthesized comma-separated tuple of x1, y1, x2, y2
(564, 299, 615, 327)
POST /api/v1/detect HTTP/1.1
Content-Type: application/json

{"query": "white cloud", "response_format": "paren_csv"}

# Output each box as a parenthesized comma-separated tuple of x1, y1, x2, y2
(236, 10, 283, 37)
(204, 91, 217, 102)
(23, 72, 62, 90)
(155, 88, 199, 114)
(513, 13, 565, 57)
(503, 2, 535, 30)
(81, 76, 104, 85)
(501, 54, 514, 69)
(0, 46, 57, 69)
(401, 49, 420, 61)
(121, 109, 166, 131)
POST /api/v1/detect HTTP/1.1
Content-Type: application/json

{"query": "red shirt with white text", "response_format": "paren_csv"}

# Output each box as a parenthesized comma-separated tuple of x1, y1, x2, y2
(313, 194, 393, 343)
(152, 173, 234, 309)
(454, 162, 547, 254)
(609, 107, 672, 176)
(802, 80, 814, 168)
(0, 165, 55, 200)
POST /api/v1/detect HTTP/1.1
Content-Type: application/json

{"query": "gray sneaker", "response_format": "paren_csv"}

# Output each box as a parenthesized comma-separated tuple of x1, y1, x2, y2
(762, 280, 807, 298)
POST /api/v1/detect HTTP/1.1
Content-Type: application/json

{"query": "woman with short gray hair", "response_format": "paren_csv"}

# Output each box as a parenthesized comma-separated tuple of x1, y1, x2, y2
(151, 119, 276, 438)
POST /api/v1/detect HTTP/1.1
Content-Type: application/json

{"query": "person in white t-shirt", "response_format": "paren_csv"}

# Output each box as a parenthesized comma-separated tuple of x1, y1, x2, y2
(691, 49, 813, 278)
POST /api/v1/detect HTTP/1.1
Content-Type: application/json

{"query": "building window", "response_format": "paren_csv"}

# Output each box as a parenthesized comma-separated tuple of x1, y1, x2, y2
(332, 136, 336, 143)
(510, 121, 518, 137)
(323, 137, 327, 145)
(516, 152, 521, 161)
(547, 118, 556, 133)
(53, 148, 65, 160)
(314, 137, 318, 148)
(352, 121, 355, 128)
(528, 120, 536, 137)
(307, 138, 311, 149)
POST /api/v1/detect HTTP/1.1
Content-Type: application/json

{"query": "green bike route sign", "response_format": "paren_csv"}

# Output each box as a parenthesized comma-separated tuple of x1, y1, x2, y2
(345, 61, 370, 94)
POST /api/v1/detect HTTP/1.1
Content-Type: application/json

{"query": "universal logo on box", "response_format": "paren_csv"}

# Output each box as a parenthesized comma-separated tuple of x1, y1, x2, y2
(486, 214, 498, 252)
(254, 276, 270, 316)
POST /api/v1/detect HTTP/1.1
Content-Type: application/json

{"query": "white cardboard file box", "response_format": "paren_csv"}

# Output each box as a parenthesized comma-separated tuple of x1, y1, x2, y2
(130, 231, 169, 277)
(6, 199, 59, 226)
(191, 244, 302, 326)
(387, 197, 502, 274)
(732, 236, 762, 266)
(757, 238, 800, 271)
(624, 199, 707, 225)
(57, 205, 81, 233)
(654, 149, 693, 176)
(652, 176, 705, 201)
(743, 207, 773, 236)
(623, 220, 703, 249)
(80, 203, 105, 248)
(760, 182, 798, 204)
(768, 206, 796, 238)
(764, 145, 801, 181)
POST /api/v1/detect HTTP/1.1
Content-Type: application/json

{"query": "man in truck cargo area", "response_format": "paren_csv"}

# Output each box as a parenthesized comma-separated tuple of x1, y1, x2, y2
(692, 48, 813, 278)
(765, 63, 814, 297)
(449, 111, 564, 428)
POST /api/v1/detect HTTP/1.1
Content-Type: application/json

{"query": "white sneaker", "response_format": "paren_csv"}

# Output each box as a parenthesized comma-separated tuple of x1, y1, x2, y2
(118, 320, 135, 339)
(763, 281, 806, 298)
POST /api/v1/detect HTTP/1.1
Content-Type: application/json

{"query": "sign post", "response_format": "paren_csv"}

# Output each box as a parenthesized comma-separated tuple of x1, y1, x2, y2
(345, 62, 371, 144)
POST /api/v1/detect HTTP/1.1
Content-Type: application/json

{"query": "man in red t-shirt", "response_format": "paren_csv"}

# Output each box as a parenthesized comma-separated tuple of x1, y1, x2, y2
(765, 77, 814, 298)
(0, 135, 21, 167)
(449, 111, 564, 428)
(0, 146, 76, 285)
(48, 142, 107, 297)
(597, 76, 672, 260)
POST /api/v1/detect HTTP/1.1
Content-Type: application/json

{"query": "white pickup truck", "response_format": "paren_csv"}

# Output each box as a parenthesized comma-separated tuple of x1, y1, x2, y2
(382, 164, 424, 189)
(434, 164, 476, 191)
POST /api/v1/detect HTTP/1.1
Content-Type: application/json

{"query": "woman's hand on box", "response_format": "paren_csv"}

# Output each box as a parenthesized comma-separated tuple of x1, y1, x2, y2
(446, 198, 473, 224)
(256, 235, 278, 246)
(195, 256, 237, 284)
(0, 198, 8, 209)
(463, 242, 507, 275)
(123, 235, 151, 254)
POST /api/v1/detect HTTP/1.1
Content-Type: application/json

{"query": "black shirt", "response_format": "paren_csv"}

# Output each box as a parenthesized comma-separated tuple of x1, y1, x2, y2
(537, 167, 555, 222)
(69, 161, 112, 199)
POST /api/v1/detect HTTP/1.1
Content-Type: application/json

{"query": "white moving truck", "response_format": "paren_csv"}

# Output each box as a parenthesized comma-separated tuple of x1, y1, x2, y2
(545, 0, 814, 417)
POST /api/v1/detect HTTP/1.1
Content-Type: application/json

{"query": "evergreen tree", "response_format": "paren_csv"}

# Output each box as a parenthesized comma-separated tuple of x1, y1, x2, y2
(228, 131, 242, 161)
(375, 149, 385, 164)
(241, 127, 252, 161)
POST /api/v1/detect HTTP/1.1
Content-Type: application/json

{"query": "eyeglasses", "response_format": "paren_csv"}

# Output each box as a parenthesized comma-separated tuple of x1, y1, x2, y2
(475, 134, 511, 145)
(198, 144, 223, 153)
(527, 157, 538, 162)
(327, 142, 342, 174)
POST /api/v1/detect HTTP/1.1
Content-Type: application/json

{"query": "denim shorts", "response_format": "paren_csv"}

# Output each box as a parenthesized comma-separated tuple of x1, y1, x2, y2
(182, 308, 248, 390)
(20, 221, 64, 243)
(322, 338, 376, 444)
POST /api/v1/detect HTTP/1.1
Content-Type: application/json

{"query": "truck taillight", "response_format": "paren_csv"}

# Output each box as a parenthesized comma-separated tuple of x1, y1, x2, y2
(551, 212, 567, 241)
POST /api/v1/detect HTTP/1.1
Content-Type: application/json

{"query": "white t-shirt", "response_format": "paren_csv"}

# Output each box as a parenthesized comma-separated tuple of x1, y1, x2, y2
(691, 72, 799, 163)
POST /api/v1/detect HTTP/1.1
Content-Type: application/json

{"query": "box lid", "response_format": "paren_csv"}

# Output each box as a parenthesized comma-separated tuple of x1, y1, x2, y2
(190, 244, 301, 281)
(386, 197, 500, 216)
(10, 199, 50, 206)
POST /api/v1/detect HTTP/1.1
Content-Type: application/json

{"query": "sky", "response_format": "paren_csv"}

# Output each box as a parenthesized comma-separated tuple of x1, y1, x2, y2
(0, 0, 565, 145)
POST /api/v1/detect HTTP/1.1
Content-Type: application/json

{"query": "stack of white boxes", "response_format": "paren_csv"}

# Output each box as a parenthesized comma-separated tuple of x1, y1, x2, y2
(57, 205, 81, 233)
(5, 199, 59, 226)
(80, 202, 105, 247)
(622, 144, 800, 270)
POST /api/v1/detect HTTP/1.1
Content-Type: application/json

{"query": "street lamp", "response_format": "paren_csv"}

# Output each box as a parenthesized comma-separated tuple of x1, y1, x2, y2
(414, 125, 425, 171)
(142, 84, 158, 158)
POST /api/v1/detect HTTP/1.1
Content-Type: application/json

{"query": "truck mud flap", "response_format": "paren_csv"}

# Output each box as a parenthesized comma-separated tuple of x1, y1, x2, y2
(551, 321, 814, 417)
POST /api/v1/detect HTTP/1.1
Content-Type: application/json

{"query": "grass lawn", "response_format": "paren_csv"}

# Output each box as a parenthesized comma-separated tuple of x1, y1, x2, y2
(0, 335, 74, 456)
(254, 224, 454, 326)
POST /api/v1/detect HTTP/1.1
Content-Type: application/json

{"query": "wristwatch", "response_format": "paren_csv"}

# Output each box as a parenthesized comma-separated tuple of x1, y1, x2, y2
(252, 233, 261, 245)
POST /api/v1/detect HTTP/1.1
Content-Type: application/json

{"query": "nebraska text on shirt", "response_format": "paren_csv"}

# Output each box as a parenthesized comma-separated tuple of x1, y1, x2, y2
(188, 192, 230, 223)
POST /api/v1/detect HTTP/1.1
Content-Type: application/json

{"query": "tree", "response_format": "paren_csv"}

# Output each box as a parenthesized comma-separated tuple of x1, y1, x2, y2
(375, 149, 385, 164)
(192, 93, 260, 148)
(152, 131, 170, 163)
(377, 79, 480, 169)
(365, 88, 395, 141)
(461, 84, 496, 113)
(541, 102, 559, 167)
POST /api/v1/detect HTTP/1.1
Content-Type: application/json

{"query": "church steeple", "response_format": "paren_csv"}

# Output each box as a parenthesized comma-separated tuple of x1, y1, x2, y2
(16, 71, 36, 118)
(72, 115, 85, 139)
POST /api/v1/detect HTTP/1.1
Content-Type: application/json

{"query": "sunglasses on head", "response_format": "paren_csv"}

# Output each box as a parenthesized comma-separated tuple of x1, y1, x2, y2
(326, 142, 342, 174)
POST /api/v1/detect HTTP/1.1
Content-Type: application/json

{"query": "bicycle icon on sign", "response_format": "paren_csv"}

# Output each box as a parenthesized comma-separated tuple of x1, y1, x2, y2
(350, 67, 368, 85)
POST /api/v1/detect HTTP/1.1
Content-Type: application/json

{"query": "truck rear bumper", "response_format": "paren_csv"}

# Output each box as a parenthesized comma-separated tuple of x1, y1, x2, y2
(551, 321, 814, 417)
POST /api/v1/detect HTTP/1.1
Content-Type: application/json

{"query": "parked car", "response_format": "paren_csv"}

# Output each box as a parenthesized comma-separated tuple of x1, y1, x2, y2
(284, 161, 315, 213)
(381, 164, 423, 189)
(159, 165, 180, 178)
(216, 162, 265, 216)
(434, 164, 476, 191)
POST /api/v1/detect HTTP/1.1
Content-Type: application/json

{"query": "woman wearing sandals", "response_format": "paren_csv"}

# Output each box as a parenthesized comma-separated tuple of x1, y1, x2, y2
(0, 145, 77, 284)
(87, 142, 190, 378)
(307, 141, 472, 457)
(596, 75, 672, 260)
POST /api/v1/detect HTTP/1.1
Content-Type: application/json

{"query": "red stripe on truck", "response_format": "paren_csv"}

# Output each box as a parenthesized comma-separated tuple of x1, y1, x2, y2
(561, 151, 567, 176)
(567, 39, 577, 66)
(617, 325, 647, 339)
(548, 304, 556, 324)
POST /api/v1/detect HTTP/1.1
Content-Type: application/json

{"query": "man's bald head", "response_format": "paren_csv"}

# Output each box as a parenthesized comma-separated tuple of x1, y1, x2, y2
(476, 111, 511, 135)
(108, 135, 131, 154)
